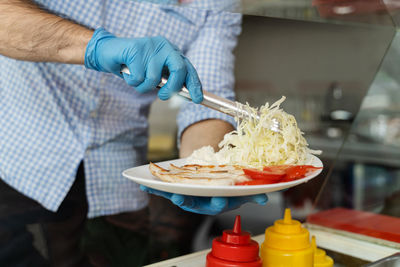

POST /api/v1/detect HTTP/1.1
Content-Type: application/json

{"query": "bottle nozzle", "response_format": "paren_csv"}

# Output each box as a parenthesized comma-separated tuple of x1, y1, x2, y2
(233, 215, 241, 234)
(283, 208, 292, 224)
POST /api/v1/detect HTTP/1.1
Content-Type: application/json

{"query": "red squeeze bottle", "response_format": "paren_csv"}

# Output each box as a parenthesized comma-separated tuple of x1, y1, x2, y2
(206, 215, 262, 267)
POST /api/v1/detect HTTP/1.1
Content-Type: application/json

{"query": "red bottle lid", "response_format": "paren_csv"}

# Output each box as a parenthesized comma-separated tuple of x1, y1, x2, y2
(206, 215, 262, 267)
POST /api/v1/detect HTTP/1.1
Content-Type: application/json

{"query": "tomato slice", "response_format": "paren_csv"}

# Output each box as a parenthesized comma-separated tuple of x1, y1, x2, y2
(242, 168, 285, 182)
(285, 165, 322, 180)
(238, 165, 322, 186)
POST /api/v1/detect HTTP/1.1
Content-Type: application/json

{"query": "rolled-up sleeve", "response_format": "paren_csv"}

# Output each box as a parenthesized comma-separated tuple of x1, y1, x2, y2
(177, 9, 242, 141)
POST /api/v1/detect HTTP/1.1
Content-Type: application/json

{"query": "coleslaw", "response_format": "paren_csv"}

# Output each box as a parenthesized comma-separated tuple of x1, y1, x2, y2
(187, 96, 321, 168)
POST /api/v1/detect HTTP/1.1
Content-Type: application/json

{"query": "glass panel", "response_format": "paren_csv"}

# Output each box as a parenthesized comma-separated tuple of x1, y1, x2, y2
(234, 14, 395, 158)
(240, 0, 395, 26)
(313, 30, 400, 216)
(389, 4, 400, 27)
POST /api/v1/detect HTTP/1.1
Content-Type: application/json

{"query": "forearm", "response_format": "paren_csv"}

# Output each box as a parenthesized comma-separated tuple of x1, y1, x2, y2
(0, 0, 93, 63)
(179, 119, 234, 158)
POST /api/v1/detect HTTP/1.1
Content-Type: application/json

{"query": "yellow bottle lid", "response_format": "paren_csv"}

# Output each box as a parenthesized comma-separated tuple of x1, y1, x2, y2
(312, 236, 334, 267)
(263, 209, 310, 250)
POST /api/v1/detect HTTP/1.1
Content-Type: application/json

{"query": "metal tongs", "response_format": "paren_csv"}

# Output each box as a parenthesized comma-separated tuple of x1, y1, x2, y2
(121, 66, 281, 133)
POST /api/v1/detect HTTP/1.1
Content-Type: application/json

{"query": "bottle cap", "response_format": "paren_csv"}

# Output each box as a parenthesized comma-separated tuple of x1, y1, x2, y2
(312, 236, 334, 267)
(264, 208, 311, 250)
(211, 215, 260, 262)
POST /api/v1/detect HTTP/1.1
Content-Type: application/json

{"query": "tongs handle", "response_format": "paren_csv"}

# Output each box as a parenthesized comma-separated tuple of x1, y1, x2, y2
(120, 65, 254, 120)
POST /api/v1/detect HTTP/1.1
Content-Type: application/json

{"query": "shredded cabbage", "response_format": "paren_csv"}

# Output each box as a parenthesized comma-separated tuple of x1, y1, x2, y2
(187, 96, 321, 168)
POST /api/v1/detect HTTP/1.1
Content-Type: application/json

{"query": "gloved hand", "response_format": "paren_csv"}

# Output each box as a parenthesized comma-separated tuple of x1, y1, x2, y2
(85, 28, 203, 103)
(140, 185, 268, 215)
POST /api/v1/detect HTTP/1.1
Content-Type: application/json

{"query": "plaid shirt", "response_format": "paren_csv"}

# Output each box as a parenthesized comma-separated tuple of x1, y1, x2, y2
(0, 0, 240, 218)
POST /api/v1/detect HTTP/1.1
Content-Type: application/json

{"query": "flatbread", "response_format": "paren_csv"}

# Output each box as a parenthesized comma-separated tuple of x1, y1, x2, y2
(149, 162, 250, 186)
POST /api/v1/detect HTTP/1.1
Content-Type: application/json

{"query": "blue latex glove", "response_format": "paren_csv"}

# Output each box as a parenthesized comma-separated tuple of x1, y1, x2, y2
(140, 185, 268, 215)
(85, 28, 203, 103)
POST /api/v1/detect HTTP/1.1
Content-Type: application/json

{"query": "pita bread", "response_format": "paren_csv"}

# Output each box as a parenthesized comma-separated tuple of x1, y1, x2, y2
(149, 162, 250, 186)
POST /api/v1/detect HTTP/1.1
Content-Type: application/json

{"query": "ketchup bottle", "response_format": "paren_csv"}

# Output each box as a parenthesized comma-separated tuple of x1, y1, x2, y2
(206, 215, 262, 267)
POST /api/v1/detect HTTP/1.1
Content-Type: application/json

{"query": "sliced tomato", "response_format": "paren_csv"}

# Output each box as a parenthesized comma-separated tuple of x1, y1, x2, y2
(242, 168, 286, 182)
(238, 165, 322, 186)
(285, 165, 322, 180)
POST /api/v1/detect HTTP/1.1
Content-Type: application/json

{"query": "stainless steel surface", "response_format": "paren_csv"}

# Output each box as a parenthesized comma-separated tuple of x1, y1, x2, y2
(120, 65, 281, 132)
(364, 253, 400, 267)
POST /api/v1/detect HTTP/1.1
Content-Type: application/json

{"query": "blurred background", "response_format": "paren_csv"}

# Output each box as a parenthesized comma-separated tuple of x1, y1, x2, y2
(145, 1, 400, 266)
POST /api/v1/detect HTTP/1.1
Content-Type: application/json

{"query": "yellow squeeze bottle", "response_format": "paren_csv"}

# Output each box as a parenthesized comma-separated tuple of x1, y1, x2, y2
(260, 208, 313, 267)
(312, 236, 334, 267)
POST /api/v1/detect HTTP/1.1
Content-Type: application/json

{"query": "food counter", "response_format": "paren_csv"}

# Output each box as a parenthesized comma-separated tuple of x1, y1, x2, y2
(145, 234, 398, 267)
(144, 209, 400, 266)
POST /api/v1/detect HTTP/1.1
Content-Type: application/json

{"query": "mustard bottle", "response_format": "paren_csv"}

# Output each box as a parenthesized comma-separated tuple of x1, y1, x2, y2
(260, 208, 313, 267)
(312, 236, 334, 267)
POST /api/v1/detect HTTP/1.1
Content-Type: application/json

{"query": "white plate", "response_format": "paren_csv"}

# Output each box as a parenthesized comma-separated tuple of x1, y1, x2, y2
(122, 155, 323, 197)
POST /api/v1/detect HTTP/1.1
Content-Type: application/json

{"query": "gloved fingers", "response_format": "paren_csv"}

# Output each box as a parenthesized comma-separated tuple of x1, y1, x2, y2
(139, 185, 173, 199)
(210, 197, 229, 213)
(170, 195, 226, 215)
(135, 56, 163, 93)
(158, 53, 186, 100)
(170, 194, 189, 206)
(225, 194, 269, 211)
(251, 194, 269, 205)
(184, 58, 203, 104)
(181, 197, 227, 215)
(141, 184, 269, 215)
(123, 59, 146, 88)
(170, 195, 214, 215)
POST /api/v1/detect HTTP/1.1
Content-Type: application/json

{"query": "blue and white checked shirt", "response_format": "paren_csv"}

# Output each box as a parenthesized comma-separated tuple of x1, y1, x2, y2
(0, 0, 240, 218)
